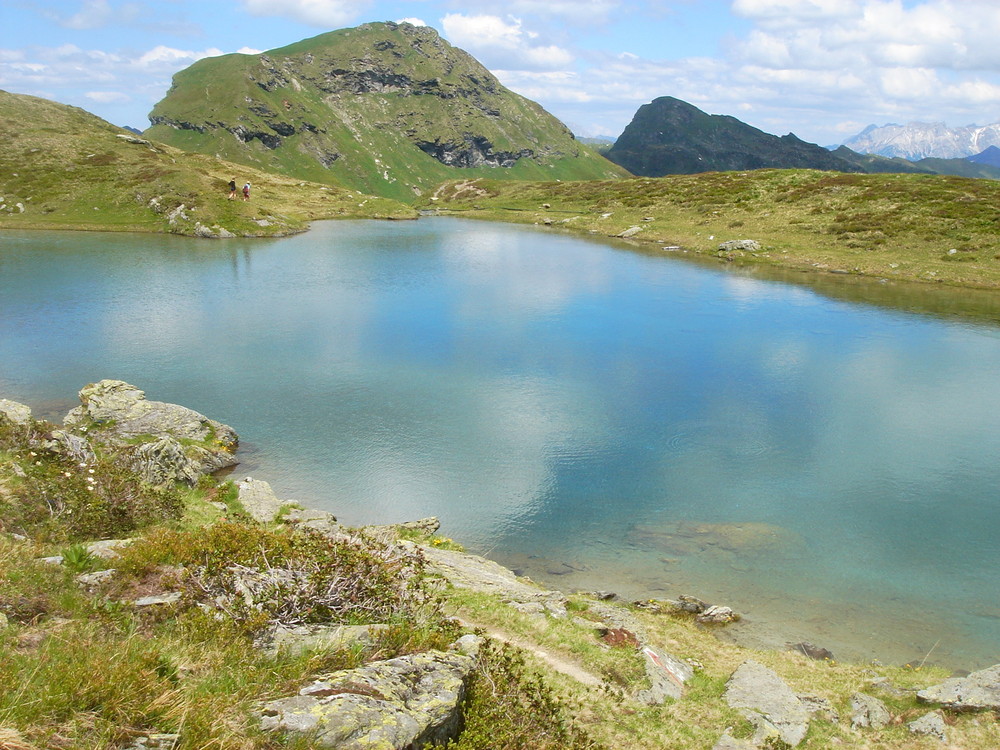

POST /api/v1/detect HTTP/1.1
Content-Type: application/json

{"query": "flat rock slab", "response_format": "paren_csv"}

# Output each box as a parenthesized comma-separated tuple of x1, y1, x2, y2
(237, 477, 283, 523)
(909, 711, 948, 741)
(0, 399, 32, 425)
(851, 692, 891, 729)
(261, 649, 475, 749)
(918, 663, 1000, 711)
(419, 545, 567, 616)
(268, 624, 390, 656)
(724, 660, 809, 747)
(637, 646, 694, 704)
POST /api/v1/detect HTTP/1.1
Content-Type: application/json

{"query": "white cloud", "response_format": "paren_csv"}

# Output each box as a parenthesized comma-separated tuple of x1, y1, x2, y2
(239, 0, 367, 27)
(85, 90, 130, 103)
(396, 17, 427, 27)
(135, 45, 224, 69)
(441, 13, 574, 70)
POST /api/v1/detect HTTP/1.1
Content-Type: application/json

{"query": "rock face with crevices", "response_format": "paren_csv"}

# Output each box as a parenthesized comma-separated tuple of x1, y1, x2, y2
(723, 660, 810, 747)
(260, 649, 475, 749)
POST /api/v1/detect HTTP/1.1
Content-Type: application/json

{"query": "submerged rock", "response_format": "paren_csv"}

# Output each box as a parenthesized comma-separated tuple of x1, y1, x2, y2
(261, 649, 475, 748)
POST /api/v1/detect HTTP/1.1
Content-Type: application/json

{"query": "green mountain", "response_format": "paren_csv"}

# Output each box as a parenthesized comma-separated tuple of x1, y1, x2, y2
(145, 22, 626, 202)
(606, 96, 861, 176)
(0, 89, 413, 236)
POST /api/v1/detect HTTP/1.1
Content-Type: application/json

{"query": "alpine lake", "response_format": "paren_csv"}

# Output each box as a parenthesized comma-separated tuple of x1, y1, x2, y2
(4, 217, 1000, 670)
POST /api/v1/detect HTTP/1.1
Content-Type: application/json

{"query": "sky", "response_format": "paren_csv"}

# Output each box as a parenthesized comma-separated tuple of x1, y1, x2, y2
(4, 0, 1000, 146)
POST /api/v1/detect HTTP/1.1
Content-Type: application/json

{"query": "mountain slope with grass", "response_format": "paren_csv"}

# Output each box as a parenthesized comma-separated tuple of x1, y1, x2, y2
(427, 169, 1000, 292)
(144, 22, 626, 203)
(0, 89, 414, 237)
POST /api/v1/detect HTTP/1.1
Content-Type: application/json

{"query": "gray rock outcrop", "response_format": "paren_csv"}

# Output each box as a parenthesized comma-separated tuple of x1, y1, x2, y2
(63, 380, 238, 480)
(909, 711, 948, 741)
(917, 663, 1000, 711)
(850, 692, 891, 729)
(718, 239, 761, 254)
(267, 624, 390, 657)
(261, 649, 475, 749)
(0, 399, 31, 425)
(637, 646, 694, 704)
(724, 660, 809, 747)
(236, 477, 284, 523)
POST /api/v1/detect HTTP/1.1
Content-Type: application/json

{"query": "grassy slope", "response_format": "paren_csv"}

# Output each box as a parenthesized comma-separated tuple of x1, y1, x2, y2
(427, 169, 1000, 289)
(0, 89, 415, 237)
(144, 23, 627, 203)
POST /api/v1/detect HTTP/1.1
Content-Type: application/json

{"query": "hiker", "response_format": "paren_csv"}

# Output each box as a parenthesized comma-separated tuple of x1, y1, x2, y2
(242, 182, 251, 201)
(228, 178, 236, 200)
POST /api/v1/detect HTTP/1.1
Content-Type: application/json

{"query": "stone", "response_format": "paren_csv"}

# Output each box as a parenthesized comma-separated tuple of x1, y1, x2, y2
(46, 430, 96, 464)
(712, 729, 756, 749)
(134, 592, 182, 607)
(617, 226, 643, 238)
(76, 569, 116, 588)
(697, 605, 740, 624)
(917, 663, 1000, 711)
(718, 239, 761, 254)
(789, 642, 834, 661)
(267, 624, 390, 656)
(236, 477, 284, 523)
(131, 437, 202, 486)
(87, 539, 134, 559)
(364, 517, 441, 536)
(637, 646, 695, 704)
(850, 692, 891, 729)
(280, 507, 342, 536)
(724, 660, 809, 747)
(0, 399, 31, 425)
(260, 649, 475, 749)
(908, 711, 948, 741)
(674, 594, 709, 614)
(798, 695, 840, 724)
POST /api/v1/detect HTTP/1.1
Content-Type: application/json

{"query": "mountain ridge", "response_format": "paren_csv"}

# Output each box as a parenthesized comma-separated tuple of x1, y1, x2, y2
(841, 120, 1000, 160)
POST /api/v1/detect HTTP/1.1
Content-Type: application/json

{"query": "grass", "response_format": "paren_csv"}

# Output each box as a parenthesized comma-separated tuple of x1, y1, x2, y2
(425, 169, 1000, 291)
(0, 88, 416, 238)
(2, 408, 999, 748)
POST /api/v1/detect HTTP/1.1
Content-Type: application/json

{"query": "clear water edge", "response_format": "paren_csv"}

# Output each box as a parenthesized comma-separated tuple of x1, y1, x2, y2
(3, 218, 1000, 670)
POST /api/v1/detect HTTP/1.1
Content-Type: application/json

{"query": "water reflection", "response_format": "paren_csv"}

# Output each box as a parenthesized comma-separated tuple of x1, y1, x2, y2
(2, 219, 1000, 668)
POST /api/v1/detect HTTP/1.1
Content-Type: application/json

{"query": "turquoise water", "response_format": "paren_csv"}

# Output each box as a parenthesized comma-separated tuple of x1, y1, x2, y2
(3, 218, 1000, 668)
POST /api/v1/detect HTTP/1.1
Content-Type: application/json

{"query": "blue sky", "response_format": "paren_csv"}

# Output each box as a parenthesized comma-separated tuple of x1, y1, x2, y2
(4, 0, 1000, 145)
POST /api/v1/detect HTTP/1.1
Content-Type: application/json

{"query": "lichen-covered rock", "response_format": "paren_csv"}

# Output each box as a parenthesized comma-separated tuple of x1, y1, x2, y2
(261, 649, 475, 749)
(46, 430, 96, 464)
(131, 437, 202, 486)
(724, 660, 810, 747)
(850, 692, 891, 729)
(917, 664, 1000, 711)
(697, 604, 740, 624)
(637, 646, 694, 704)
(236, 477, 284, 523)
(266, 624, 390, 657)
(0, 398, 31, 425)
(63, 380, 237, 479)
(909, 711, 948, 741)
(717, 239, 761, 254)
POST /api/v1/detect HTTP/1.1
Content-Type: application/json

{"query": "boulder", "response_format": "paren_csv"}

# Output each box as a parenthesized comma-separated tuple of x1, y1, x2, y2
(260, 649, 475, 749)
(723, 660, 809, 747)
(697, 605, 740, 624)
(267, 624, 390, 657)
(917, 664, 1000, 711)
(717, 239, 761, 254)
(46, 430, 96, 465)
(63, 380, 238, 479)
(279, 507, 342, 536)
(908, 711, 948, 741)
(0, 399, 31, 425)
(131, 437, 201, 486)
(637, 646, 694, 704)
(850, 692, 891, 729)
(712, 730, 756, 749)
(236, 477, 284, 523)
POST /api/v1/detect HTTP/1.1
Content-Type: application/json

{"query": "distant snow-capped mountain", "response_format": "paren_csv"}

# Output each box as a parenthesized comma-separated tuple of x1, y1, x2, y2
(842, 121, 1000, 160)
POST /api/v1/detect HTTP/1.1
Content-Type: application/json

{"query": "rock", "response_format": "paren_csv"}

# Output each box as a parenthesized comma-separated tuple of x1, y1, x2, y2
(697, 605, 740, 624)
(850, 692, 891, 729)
(798, 695, 840, 724)
(601, 628, 640, 648)
(591, 590, 618, 601)
(134, 592, 182, 607)
(131, 437, 202, 486)
(267, 624, 390, 657)
(674, 594, 709, 613)
(908, 711, 948, 741)
(87, 539, 134, 559)
(236, 477, 284, 523)
(76, 569, 115, 588)
(365, 517, 441, 536)
(712, 729, 756, 749)
(617, 226, 643, 238)
(45, 430, 96, 464)
(64, 380, 237, 478)
(718, 239, 761, 254)
(451, 634, 482, 656)
(260, 649, 475, 748)
(116, 133, 152, 146)
(790, 642, 834, 661)
(125, 733, 180, 749)
(724, 660, 809, 747)
(637, 646, 694, 704)
(280, 507, 341, 536)
(917, 663, 1000, 711)
(0, 399, 31, 425)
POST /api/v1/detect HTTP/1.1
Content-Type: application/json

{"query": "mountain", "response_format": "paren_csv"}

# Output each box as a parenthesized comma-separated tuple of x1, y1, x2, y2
(605, 96, 861, 176)
(968, 145, 1000, 169)
(842, 121, 1000, 160)
(145, 22, 626, 202)
(829, 146, 935, 174)
(0, 89, 413, 236)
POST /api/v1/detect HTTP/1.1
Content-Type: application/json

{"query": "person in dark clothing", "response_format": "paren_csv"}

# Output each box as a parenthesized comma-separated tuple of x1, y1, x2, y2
(228, 178, 237, 200)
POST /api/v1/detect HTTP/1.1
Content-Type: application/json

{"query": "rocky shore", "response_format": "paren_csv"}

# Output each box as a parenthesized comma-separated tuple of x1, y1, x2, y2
(2, 381, 999, 748)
